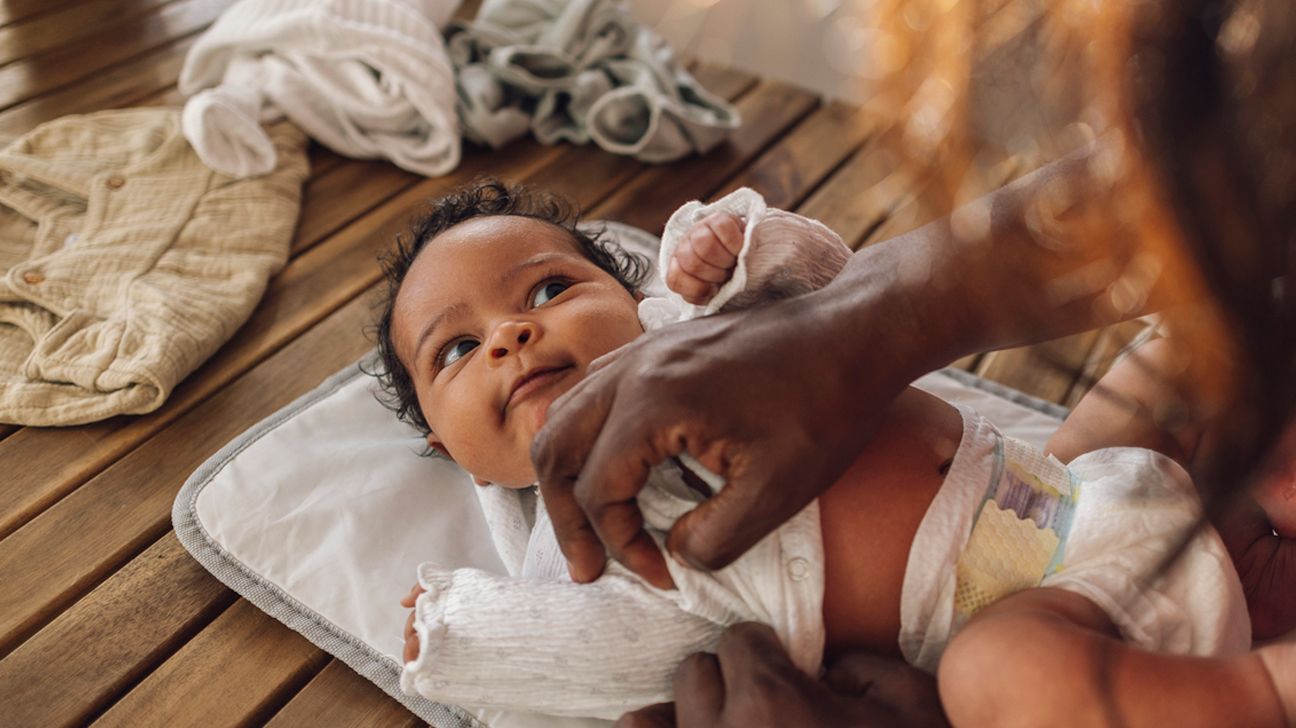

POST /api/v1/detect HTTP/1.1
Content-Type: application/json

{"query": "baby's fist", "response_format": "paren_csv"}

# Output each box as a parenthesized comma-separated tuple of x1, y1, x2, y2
(667, 212, 744, 304)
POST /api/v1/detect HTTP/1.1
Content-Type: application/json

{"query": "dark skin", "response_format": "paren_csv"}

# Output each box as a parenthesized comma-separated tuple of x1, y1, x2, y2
(614, 623, 950, 728)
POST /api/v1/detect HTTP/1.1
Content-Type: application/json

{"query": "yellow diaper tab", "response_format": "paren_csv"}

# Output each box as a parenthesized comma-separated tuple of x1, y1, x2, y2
(954, 436, 1079, 618)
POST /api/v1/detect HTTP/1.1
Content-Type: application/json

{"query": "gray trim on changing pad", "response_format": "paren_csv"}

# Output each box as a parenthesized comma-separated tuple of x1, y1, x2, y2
(935, 367, 1070, 420)
(172, 358, 486, 728)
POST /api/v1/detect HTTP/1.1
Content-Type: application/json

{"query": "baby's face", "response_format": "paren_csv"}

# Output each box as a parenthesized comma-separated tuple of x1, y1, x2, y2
(391, 215, 644, 487)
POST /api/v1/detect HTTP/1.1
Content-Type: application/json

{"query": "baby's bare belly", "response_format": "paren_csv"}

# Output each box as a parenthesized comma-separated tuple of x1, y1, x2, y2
(818, 386, 964, 660)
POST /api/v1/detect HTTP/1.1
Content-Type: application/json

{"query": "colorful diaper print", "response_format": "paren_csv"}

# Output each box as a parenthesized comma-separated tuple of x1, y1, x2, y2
(953, 436, 1079, 617)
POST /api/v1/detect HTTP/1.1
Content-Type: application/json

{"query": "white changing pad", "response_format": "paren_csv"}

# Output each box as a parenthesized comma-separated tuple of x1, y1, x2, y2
(173, 224, 1069, 728)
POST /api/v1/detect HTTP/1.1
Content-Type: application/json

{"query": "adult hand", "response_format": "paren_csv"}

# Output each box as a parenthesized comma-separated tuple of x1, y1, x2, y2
(614, 622, 950, 728)
(532, 273, 922, 587)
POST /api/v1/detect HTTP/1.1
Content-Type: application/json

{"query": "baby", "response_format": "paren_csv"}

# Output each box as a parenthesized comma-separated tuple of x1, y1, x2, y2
(375, 179, 1255, 721)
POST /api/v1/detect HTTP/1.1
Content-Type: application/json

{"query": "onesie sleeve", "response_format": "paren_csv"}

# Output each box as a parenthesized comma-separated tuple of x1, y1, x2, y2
(400, 561, 723, 720)
(652, 187, 851, 322)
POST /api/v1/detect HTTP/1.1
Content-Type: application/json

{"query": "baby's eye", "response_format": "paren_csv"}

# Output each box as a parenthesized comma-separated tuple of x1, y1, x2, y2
(439, 338, 479, 368)
(531, 280, 569, 307)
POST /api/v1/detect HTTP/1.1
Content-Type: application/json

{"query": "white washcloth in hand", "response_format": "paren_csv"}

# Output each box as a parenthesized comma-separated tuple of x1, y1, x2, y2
(180, 0, 461, 178)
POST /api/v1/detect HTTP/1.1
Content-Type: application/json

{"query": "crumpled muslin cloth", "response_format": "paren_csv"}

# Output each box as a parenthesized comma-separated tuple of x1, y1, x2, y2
(179, 0, 461, 178)
(449, 0, 741, 162)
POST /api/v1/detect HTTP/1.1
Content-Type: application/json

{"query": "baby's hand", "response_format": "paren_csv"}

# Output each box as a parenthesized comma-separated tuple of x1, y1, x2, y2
(668, 212, 744, 304)
(401, 582, 426, 663)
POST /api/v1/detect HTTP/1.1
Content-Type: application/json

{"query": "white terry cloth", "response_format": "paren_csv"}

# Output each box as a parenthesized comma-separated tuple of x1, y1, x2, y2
(639, 186, 852, 326)
(900, 406, 1251, 672)
(402, 189, 840, 719)
(179, 0, 461, 178)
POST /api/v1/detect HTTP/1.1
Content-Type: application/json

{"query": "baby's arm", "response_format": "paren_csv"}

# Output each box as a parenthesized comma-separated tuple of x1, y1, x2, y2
(938, 587, 1291, 728)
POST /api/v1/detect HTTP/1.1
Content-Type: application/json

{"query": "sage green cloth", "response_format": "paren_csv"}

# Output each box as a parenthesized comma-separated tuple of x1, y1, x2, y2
(449, 0, 740, 162)
(0, 108, 309, 426)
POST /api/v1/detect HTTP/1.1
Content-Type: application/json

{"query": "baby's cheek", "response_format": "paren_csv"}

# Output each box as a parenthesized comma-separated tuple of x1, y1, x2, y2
(1255, 470, 1296, 538)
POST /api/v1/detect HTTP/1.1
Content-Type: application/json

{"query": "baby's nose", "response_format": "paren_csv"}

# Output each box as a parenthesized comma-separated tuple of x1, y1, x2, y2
(488, 321, 537, 360)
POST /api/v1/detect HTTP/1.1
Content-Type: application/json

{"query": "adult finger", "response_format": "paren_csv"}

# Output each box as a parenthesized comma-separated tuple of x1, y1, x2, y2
(824, 653, 950, 727)
(404, 632, 420, 663)
(404, 609, 417, 642)
(533, 366, 620, 583)
(574, 406, 676, 589)
(673, 653, 725, 728)
(614, 702, 677, 728)
(666, 456, 808, 570)
(714, 622, 790, 670)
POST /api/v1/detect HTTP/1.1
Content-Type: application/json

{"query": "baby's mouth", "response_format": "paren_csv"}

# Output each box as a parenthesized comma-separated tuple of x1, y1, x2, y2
(505, 365, 574, 413)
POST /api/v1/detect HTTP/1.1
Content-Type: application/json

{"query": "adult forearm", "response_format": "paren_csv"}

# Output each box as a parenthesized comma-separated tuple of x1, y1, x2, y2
(818, 144, 1159, 378)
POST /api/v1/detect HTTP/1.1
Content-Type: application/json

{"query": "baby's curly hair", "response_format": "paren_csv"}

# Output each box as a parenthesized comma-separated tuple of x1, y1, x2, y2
(371, 178, 651, 438)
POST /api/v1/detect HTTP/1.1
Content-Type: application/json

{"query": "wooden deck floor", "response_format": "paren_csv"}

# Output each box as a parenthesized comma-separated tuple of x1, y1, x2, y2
(0, 2, 1149, 726)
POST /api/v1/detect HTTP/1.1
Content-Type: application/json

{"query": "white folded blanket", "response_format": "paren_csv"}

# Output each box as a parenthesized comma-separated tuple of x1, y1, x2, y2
(180, 0, 462, 178)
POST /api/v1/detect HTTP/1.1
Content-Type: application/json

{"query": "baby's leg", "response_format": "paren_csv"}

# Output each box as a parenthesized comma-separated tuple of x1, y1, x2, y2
(939, 587, 1287, 728)
(1046, 337, 1199, 465)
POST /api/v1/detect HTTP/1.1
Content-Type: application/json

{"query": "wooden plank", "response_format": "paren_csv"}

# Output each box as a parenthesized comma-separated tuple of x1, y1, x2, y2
(716, 101, 874, 209)
(863, 153, 1023, 247)
(796, 139, 904, 249)
(975, 330, 1102, 405)
(0, 0, 229, 112)
(592, 81, 819, 230)
(0, 0, 91, 29)
(293, 159, 422, 256)
(92, 600, 330, 728)
(0, 0, 179, 67)
(0, 533, 234, 728)
(265, 661, 422, 728)
(0, 34, 197, 140)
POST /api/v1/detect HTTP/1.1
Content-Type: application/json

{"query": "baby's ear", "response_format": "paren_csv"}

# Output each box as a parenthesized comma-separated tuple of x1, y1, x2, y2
(633, 289, 645, 302)
(425, 433, 451, 460)
(471, 475, 492, 487)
